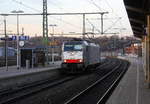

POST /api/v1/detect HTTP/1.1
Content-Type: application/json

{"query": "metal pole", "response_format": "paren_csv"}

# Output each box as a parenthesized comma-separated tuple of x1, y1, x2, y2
(4, 16, 8, 70)
(49, 24, 57, 64)
(17, 14, 20, 69)
(101, 13, 104, 35)
(11, 10, 24, 69)
(43, 0, 48, 66)
(92, 26, 95, 38)
(83, 14, 85, 39)
(52, 26, 54, 64)
(32, 49, 34, 68)
(0, 12, 108, 16)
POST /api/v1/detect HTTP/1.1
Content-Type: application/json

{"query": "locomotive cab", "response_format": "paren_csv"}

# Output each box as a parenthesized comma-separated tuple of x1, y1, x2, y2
(61, 40, 101, 73)
(61, 41, 85, 72)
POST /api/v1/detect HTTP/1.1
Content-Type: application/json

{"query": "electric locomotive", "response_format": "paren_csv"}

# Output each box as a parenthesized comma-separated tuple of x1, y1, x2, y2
(61, 40, 101, 73)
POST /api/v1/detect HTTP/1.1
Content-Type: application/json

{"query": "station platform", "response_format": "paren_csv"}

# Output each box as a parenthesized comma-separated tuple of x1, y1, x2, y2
(106, 56, 150, 104)
(0, 61, 61, 79)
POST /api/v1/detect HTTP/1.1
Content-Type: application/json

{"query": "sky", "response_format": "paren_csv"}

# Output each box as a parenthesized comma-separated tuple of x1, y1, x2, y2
(0, 0, 133, 38)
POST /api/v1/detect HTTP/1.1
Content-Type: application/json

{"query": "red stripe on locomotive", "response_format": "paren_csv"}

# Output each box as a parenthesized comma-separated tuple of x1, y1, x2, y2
(64, 59, 83, 63)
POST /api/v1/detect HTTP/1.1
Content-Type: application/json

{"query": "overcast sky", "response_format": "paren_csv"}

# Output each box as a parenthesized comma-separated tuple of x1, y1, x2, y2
(0, 0, 133, 37)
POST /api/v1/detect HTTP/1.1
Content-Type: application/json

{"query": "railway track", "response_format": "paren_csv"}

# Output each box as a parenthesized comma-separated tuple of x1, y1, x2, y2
(0, 58, 110, 104)
(97, 60, 129, 104)
(0, 58, 129, 104)
(0, 75, 76, 104)
(64, 59, 129, 104)
(94, 58, 119, 76)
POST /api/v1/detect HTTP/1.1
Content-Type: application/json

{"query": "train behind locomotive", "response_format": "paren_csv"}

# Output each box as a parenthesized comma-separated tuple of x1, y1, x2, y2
(61, 40, 101, 73)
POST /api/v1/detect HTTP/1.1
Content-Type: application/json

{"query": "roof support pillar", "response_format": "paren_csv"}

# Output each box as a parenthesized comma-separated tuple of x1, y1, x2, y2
(142, 36, 146, 79)
(147, 15, 150, 88)
(43, 0, 48, 66)
(145, 15, 150, 88)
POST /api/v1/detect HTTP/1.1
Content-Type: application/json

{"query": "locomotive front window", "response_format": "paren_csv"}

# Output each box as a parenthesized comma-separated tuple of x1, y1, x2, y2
(64, 44, 82, 51)
(64, 45, 74, 51)
(74, 45, 82, 50)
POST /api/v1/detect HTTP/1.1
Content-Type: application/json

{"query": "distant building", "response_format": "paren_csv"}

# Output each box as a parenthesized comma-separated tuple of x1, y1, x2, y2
(125, 43, 142, 56)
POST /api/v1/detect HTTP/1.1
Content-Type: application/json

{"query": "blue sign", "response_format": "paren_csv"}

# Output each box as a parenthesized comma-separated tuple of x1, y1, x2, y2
(19, 36, 25, 40)
(12, 36, 17, 40)
(0, 37, 12, 41)
(11, 36, 29, 41)
(24, 36, 29, 40)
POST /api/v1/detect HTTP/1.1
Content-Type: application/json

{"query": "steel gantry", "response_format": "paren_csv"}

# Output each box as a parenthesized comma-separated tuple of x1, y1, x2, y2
(43, 0, 49, 65)
(0, 12, 108, 38)
(43, 0, 48, 45)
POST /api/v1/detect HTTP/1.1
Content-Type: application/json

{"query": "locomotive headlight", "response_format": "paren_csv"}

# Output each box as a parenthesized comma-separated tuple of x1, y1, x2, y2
(64, 59, 67, 62)
(79, 59, 83, 62)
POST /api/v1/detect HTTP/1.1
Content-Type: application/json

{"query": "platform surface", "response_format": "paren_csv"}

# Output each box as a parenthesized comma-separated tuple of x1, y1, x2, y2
(0, 61, 61, 79)
(106, 56, 150, 104)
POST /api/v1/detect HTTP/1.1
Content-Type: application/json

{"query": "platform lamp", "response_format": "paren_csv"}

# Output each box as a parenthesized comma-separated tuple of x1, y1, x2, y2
(1, 14, 8, 70)
(11, 10, 24, 69)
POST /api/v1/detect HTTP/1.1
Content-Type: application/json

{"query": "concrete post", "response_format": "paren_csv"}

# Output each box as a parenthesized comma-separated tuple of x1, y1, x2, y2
(142, 37, 147, 79)
(26, 60, 30, 69)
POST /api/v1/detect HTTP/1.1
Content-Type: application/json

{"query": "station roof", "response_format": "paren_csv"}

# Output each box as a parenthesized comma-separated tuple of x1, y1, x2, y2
(123, 0, 150, 38)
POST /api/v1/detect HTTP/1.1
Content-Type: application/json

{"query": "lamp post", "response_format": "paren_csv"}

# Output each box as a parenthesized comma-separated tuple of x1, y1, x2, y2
(1, 14, 8, 70)
(11, 10, 24, 69)
(49, 24, 57, 64)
